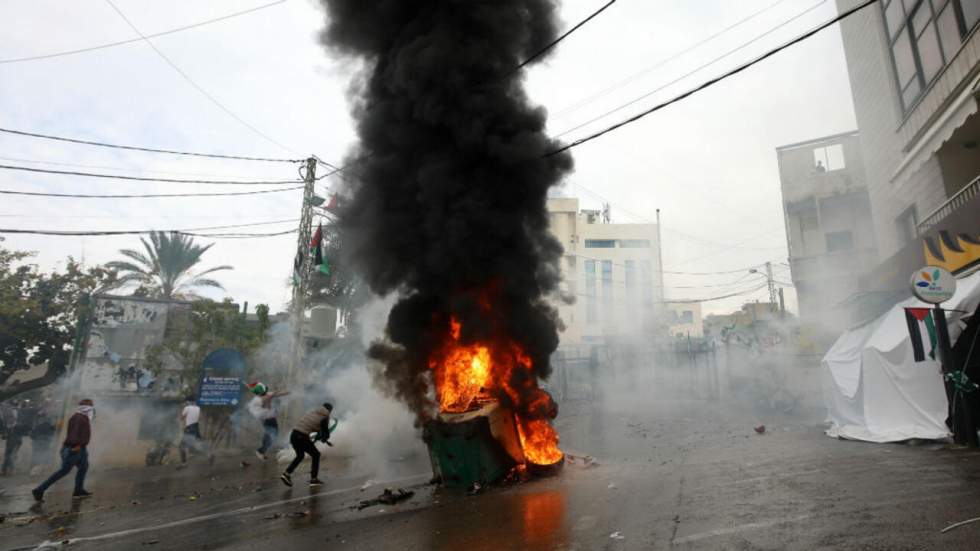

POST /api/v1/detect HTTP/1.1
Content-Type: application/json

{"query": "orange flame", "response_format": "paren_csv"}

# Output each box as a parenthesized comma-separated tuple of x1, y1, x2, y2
(429, 315, 562, 466)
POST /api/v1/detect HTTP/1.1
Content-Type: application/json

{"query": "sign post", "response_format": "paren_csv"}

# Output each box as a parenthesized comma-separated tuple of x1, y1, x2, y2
(910, 267, 977, 446)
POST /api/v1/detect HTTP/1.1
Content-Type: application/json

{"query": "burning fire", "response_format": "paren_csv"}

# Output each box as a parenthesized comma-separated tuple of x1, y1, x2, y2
(429, 317, 563, 466)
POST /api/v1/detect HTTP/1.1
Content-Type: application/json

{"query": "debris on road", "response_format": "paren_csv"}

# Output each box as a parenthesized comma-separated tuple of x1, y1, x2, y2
(610, 531, 625, 540)
(754, 425, 766, 434)
(565, 454, 599, 468)
(356, 488, 415, 510)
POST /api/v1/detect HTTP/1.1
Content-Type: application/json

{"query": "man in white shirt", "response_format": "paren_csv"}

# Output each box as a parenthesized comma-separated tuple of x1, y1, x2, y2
(178, 395, 209, 465)
(246, 382, 289, 461)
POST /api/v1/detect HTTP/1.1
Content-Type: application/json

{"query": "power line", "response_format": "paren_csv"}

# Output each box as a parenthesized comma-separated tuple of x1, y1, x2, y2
(0, 155, 290, 180)
(0, 0, 288, 65)
(550, 0, 791, 120)
(0, 164, 302, 185)
(0, 218, 299, 237)
(553, 0, 828, 139)
(661, 283, 769, 304)
(516, 0, 620, 70)
(104, 0, 298, 156)
(671, 225, 786, 267)
(0, 186, 304, 199)
(546, 0, 875, 156)
(0, 127, 301, 163)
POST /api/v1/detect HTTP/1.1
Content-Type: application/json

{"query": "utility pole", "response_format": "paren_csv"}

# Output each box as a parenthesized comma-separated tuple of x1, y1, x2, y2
(287, 157, 318, 409)
(765, 261, 777, 308)
(655, 208, 665, 309)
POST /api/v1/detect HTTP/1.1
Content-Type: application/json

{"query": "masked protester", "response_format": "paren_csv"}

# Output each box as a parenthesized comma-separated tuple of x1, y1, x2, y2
(32, 399, 95, 501)
(280, 403, 334, 488)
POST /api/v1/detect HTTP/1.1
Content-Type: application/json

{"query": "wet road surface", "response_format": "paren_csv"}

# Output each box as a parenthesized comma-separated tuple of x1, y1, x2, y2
(3, 381, 980, 549)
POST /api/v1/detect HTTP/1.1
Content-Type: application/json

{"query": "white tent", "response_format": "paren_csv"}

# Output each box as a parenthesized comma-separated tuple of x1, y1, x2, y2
(821, 271, 980, 442)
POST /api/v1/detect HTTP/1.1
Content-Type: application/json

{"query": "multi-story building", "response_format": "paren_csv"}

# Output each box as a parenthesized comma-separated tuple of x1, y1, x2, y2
(776, 131, 878, 326)
(836, 0, 980, 298)
(665, 301, 704, 338)
(547, 197, 664, 346)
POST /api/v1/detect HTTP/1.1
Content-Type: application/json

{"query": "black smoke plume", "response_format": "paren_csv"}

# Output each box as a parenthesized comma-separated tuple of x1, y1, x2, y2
(318, 1, 574, 422)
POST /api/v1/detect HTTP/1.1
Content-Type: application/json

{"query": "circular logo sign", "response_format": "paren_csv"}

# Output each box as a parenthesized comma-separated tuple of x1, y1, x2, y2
(910, 266, 956, 304)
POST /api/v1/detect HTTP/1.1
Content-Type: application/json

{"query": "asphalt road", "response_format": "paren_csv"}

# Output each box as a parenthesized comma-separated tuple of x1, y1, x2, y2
(3, 361, 980, 550)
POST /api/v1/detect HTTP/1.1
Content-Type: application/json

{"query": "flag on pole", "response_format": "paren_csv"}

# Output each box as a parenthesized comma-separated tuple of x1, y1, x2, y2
(904, 307, 937, 362)
(324, 194, 341, 215)
(311, 224, 330, 276)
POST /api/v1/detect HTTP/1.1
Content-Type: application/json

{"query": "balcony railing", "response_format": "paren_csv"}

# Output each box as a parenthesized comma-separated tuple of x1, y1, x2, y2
(918, 174, 980, 234)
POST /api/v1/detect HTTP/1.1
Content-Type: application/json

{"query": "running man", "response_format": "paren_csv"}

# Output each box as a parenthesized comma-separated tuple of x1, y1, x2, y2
(178, 395, 211, 465)
(246, 382, 289, 461)
(32, 399, 95, 501)
(280, 403, 333, 487)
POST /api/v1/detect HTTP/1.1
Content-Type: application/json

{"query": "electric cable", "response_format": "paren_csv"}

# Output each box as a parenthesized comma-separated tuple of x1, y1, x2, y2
(0, 218, 299, 237)
(551, 0, 791, 120)
(0, 0, 288, 65)
(0, 127, 301, 163)
(0, 155, 291, 180)
(553, 0, 828, 139)
(545, 0, 876, 156)
(0, 186, 304, 199)
(0, 164, 302, 185)
(516, 0, 619, 70)
(104, 0, 298, 156)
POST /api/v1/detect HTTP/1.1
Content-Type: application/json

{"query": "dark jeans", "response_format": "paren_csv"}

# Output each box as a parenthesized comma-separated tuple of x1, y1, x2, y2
(179, 424, 205, 463)
(35, 447, 88, 495)
(257, 418, 278, 454)
(285, 430, 320, 478)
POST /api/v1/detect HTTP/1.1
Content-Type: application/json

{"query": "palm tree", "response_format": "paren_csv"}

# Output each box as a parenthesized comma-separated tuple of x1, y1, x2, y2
(106, 231, 233, 299)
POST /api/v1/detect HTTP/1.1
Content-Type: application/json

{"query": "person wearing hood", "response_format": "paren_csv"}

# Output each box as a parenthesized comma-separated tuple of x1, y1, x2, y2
(32, 399, 95, 502)
(280, 403, 333, 488)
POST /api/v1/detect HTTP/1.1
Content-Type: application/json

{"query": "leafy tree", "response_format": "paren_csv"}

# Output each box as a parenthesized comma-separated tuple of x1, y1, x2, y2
(106, 231, 232, 299)
(0, 242, 117, 401)
(143, 299, 270, 388)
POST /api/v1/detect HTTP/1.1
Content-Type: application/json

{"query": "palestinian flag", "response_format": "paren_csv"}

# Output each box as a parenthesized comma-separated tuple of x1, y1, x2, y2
(323, 194, 341, 215)
(311, 224, 330, 276)
(904, 307, 937, 362)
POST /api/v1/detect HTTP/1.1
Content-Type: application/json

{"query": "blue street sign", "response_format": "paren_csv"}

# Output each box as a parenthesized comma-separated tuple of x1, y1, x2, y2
(198, 376, 242, 406)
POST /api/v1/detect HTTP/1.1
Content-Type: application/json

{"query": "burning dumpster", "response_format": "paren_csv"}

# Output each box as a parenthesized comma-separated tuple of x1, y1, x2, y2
(424, 316, 563, 488)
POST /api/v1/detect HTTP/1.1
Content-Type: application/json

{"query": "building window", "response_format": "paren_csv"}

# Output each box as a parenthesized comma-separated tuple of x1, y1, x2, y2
(585, 260, 597, 323)
(825, 231, 854, 252)
(883, 0, 980, 111)
(619, 239, 651, 248)
(813, 143, 846, 171)
(896, 205, 919, 244)
(584, 239, 616, 248)
(601, 260, 613, 319)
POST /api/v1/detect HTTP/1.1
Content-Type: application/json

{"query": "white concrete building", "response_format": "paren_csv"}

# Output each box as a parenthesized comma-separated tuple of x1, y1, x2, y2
(836, 0, 980, 294)
(776, 131, 878, 325)
(546, 198, 664, 346)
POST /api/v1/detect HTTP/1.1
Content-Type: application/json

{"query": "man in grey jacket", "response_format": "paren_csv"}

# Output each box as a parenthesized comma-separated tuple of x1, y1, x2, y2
(280, 403, 333, 487)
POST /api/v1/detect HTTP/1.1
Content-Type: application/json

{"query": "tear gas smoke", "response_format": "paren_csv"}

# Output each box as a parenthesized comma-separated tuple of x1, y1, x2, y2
(316, 0, 574, 424)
